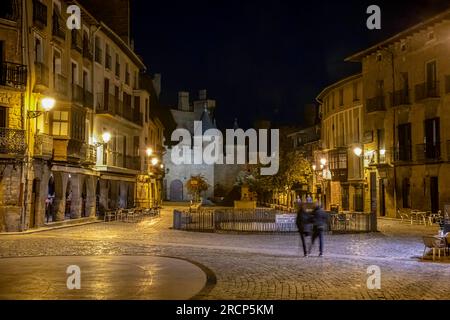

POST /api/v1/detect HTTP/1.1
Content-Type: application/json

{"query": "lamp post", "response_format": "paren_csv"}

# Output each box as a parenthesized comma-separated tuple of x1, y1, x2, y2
(27, 96, 55, 119)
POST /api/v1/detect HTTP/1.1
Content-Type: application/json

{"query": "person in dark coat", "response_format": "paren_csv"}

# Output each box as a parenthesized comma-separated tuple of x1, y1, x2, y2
(296, 204, 313, 257)
(309, 203, 328, 256)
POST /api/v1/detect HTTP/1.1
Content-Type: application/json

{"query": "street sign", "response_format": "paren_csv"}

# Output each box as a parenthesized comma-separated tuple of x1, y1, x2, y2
(275, 214, 296, 224)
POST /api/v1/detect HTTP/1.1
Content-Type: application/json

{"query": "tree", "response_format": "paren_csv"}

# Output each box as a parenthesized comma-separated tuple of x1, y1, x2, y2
(250, 150, 313, 206)
(186, 175, 209, 202)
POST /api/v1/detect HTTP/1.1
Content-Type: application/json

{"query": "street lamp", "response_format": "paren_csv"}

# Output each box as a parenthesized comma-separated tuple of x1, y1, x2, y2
(151, 158, 159, 166)
(101, 132, 111, 144)
(320, 158, 327, 166)
(353, 147, 363, 157)
(146, 147, 153, 157)
(28, 96, 56, 118)
(312, 164, 317, 171)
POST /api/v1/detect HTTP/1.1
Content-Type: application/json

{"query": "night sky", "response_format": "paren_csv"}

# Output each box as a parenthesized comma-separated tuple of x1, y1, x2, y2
(131, 0, 450, 129)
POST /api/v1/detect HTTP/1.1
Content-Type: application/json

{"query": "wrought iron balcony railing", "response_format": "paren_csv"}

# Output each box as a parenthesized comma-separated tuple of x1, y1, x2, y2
(393, 146, 413, 162)
(366, 95, 386, 113)
(83, 90, 93, 109)
(105, 54, 112, 69)
(34, 61, 49, 87)
(34, 133, 53, 159)
(84, 144, 97, 164)
(54, 73, 68, 96)
(96, 93, 116, 115)
(71, 30, 82, 53)
(0, 128, 26, 155)
(94, 47, 102, 64)
(83, 39, 93, 60)
(52, 13, 66, 40)
(32, 0, 47, 27)
(390, 89, 411, 107)
(416, 143, 441, 162)
(71, 84, 84, 104)
(0, 62, 27, 88)
(415, 81, 440, 101)
(125, 155, 141, 171)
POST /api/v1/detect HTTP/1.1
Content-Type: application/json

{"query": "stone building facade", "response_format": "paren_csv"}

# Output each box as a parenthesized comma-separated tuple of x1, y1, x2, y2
(163, 90, 216, 201)
(315, 74, 364, 212)
(0, 0, 164, 232)
(346, 8, 450, 217)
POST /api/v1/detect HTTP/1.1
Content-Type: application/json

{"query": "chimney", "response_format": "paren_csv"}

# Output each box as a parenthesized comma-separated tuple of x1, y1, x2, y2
(152, 74, 161, 98)
(199, 89, 207, 100)
(178, 92, 190, 111)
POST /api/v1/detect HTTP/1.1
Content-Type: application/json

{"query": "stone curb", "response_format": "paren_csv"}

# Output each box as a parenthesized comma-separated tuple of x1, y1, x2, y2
(0, 220, 102, 236)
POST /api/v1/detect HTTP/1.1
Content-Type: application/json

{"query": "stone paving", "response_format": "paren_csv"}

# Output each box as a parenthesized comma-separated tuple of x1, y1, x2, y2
(0, 205, 449, 300)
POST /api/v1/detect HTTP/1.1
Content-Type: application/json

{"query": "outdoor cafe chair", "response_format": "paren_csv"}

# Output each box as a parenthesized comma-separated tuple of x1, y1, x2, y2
(116, 208, 124, 222)
(422, 236, 447, 261)
(104, 209, 116, 222)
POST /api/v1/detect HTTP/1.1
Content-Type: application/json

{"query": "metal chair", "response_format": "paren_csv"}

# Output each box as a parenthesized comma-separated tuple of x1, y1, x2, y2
(104, 209, 116, 222)
(422, 236, 447, 261)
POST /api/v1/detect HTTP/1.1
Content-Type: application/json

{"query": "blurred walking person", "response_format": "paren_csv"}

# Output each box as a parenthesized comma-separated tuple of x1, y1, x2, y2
(309, 203, 328, 257)
(296, 203, 313, 257)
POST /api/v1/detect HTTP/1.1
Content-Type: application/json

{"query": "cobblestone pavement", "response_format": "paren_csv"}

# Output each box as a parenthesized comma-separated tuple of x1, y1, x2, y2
(0, 205, 449, 300)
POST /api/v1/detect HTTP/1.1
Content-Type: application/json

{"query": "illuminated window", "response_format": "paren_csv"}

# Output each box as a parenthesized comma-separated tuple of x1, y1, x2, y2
(52, 111, 69, 136)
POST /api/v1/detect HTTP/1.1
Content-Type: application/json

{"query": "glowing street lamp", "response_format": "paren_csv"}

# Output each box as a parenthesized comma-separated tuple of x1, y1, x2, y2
(101, 131, 111, 144)
(312, 164, 317, 171)
(41, 97, 56, 111)
(146, 148, 153, 157)
(320, 158, 327, 166)
(28, 96, 56, 118)
(353, 147, 363, 157)
(151, 158, 159, 166)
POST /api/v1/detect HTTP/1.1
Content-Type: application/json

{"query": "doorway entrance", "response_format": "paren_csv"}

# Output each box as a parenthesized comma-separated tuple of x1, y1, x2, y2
(30, 179, 40, 228)
(430, 176, 439, 213)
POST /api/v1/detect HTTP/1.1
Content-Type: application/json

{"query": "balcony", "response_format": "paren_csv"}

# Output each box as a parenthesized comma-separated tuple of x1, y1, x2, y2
(105, 54, 112, 70)
(71, 84, 84, 104)
(82, 39, 93, 60)
(71, 30, 82, 53)
(390, 90, 411, 107)
(83, 90, 93, 109)
(0, 0, 19, 21)
(125, 155, 141, 171)
(415, 81, 440, 101)
(67, 139, 83, 162)
(32, 0, 47, 28)
(394, 146, 412, 162)
(0, 128, 26, 156)
(96, 93, 116, 116)
(54, 73, 68, 96)
(94, 47, 102, 64)
(416, 143, 441, 162)
(330, 168, 348, 182)
(132, 110, 143, 126)
(52, 13, 66, 40)
(34, 133, 53, 159)
(34, 62, 49, 88)
(81, 144, 96, 165)
(366, 95, 386, 113)
(0, 62, 27, 88)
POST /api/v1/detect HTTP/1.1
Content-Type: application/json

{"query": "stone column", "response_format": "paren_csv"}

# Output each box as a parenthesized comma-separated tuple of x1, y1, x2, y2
(85, 177, 96, 217)
(70, 174, 82, 219)
(54, 173, 67, 222)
